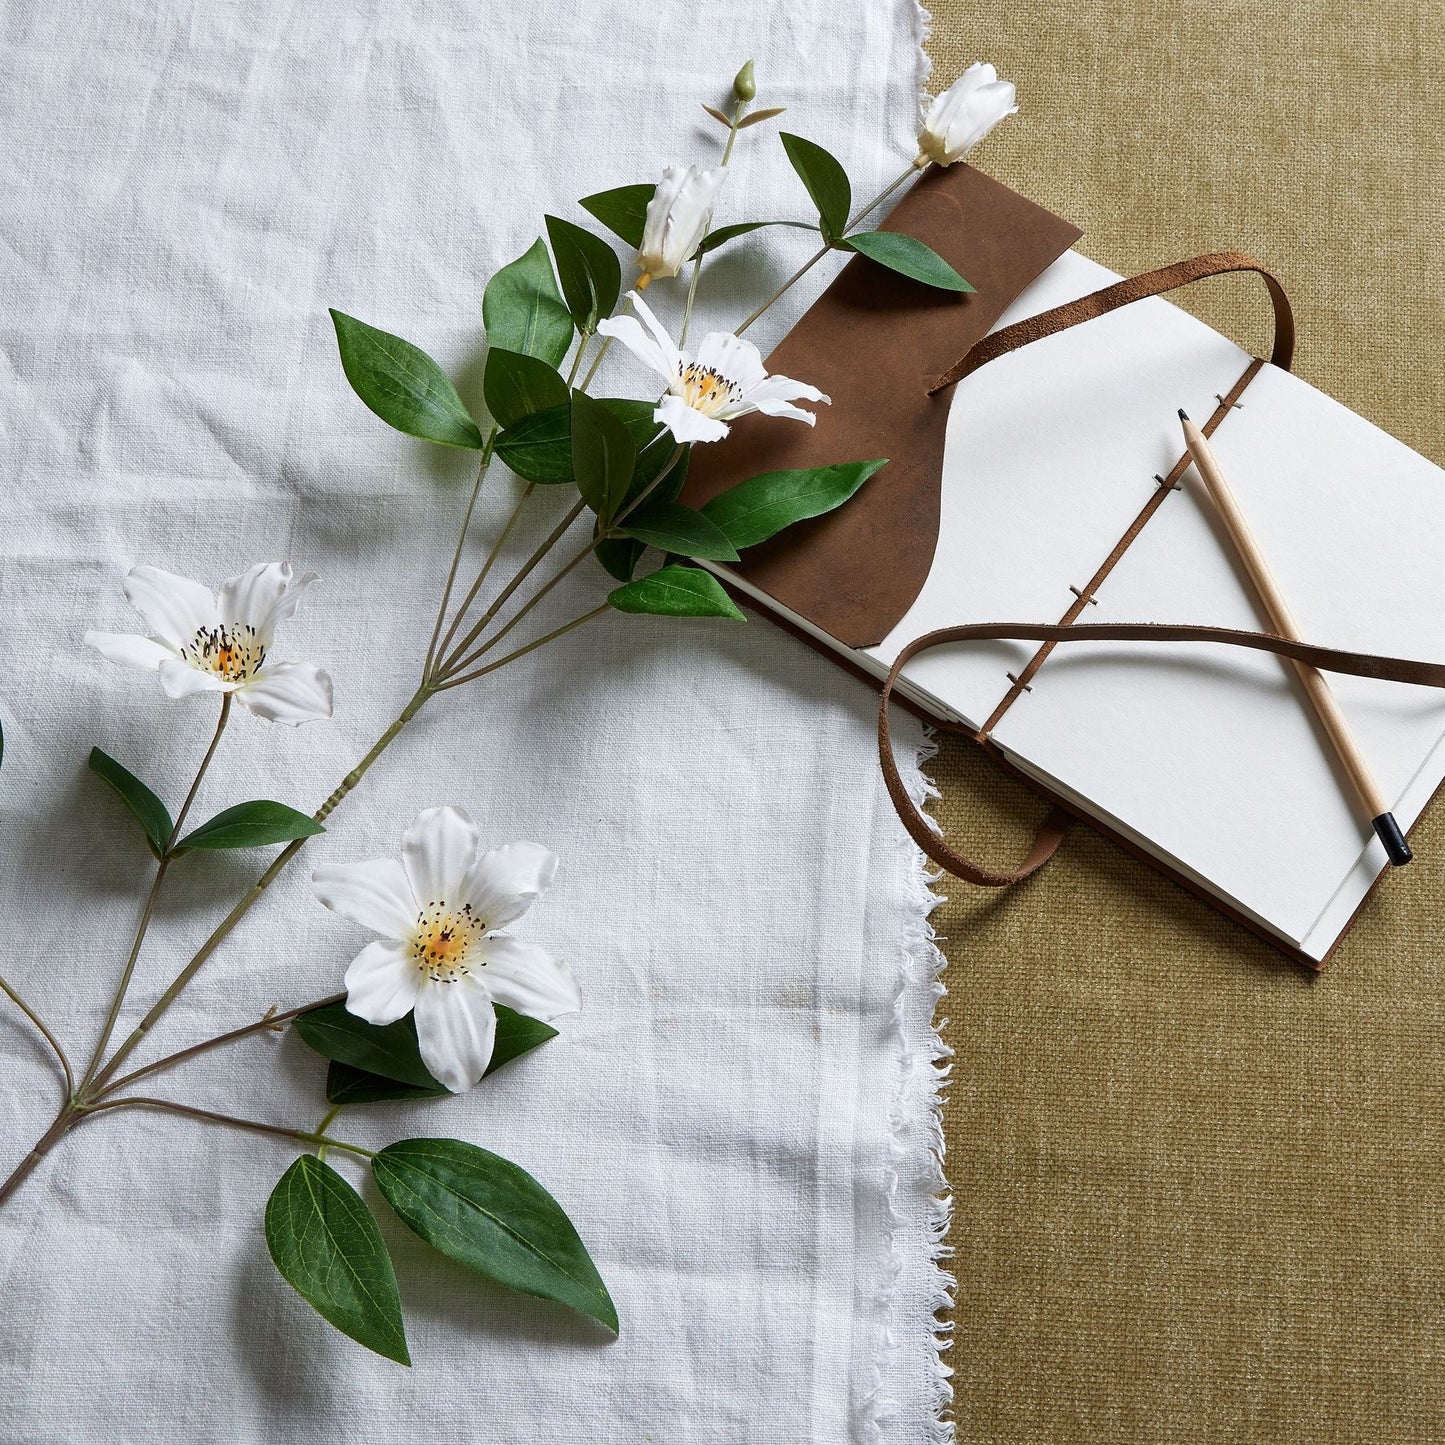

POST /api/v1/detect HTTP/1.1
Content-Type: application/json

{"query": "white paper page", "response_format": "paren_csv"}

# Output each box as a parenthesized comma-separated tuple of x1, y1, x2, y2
(990, 362, 1445, 956)
(867, 251, 1255, 730)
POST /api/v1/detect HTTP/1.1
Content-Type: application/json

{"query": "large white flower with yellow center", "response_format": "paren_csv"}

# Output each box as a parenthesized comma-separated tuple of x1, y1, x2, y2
(312, 806, 579, 1093)
(596, 290, 829, 444)
(85, 562, 333, 725)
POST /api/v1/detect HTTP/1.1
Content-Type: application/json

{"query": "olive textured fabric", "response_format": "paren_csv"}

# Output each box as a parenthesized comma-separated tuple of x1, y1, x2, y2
(923, 4, 1445, 1441)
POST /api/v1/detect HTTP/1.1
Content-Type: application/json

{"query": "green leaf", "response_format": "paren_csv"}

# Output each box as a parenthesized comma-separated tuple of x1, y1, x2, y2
(266, 1156, 410, 1365)
(373, 1138, 619, 1333)
(579, 184, 655, 251)
(594, 536, 647, 583)
(297, 1002, 558, 1096)
(174, 800, 323, 853)
(482, 348, 569, 430)
(571, 391, 635, 524)
(329, 311, 485, 450)
(700, 459, 888, 550)
(545, 216, 622, 336)
(841, 231, 974, 293)
(483, 239, 575, 369)
(326, 1062, 447, 1104)
(697, 219, 818, 256)
(495, 403, 574, 484)
(779, 133, 851, 244)
(608, 564, 746, 620)
(621, 502, 739, 561)
(737, 105, 787, 130)
(88, 747, 172, 859)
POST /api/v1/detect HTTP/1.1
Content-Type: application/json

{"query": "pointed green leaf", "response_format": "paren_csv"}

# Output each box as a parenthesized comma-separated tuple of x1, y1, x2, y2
(779, 133, 851, 244)
(571, 391, 635, 524)
(579, 184, 656, 251)
(595, 536, 647, 583)
(608, 564, 746, 620)
(737, 105, 787, 129)
(265, 1156, 410, 1364)
(483, 239, 575, 368)
(297, 1001, 557, 1095)
(88, 747, 172, 859)
(482, 348, 569, 429)
(330, 311, 484, 450)
(841, 231, 974, 293)
(545, 216, 622, 336)
(326, 1062, 447, 1104)
(700, 459, 888, 550)
(373, 1138, 618, 1333)
(697, 219, 819, 256)
(173, 800, 323, 853)
(621, 502, 739, 561)
(495, 403, 574, 484)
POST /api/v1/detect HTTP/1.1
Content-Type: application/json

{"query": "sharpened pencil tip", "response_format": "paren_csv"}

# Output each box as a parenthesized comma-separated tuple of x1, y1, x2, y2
(1178, 408, 1189, 422)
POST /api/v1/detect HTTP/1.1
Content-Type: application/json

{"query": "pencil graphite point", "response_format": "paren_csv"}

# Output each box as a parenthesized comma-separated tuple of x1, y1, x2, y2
(1178, 408, 1189, 422)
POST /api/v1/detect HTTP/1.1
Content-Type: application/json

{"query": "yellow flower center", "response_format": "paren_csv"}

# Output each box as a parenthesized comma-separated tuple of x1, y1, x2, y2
(410, 901, 484, 984)
(678, 364, 742, 417)
(183, 623, 266, 682)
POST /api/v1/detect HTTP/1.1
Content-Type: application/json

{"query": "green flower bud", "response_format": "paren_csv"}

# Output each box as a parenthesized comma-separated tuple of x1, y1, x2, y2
(733, 60, 757, 104)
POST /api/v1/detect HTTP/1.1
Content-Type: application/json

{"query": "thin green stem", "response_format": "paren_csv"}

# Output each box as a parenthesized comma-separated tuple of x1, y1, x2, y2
(422, 440, 496, 681)
(436, 606, 610, 692)
(315, 1103, 344, 1162)
(735, 162, 923, 337)
(79, 692, 233, 1092)
(437, 499, 587, 676)
(94, 992, 346, 1101)
(680, 99, 744, 349)
(0, 976, 74, 1097)
(431, 480, 537, 673)
(566, 333, 591, 387)
(76, 1096, 375, 1159)
(0, 1105, 77, 1208)
(86, 685, 432, 1096)
(579, 335, 614, 392)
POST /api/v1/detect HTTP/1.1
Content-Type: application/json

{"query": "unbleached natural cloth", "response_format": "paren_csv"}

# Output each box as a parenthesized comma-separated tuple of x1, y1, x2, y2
(0, 2, 952, 1441)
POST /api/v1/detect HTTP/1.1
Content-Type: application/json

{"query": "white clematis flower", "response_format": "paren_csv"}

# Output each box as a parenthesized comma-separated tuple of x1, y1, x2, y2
(312, 807, 579, 1094)
(917, 62, 1018, 167)
(85, 562, 333, 725)
(636, 164, 726, 287)
(596, 290, 829, 444)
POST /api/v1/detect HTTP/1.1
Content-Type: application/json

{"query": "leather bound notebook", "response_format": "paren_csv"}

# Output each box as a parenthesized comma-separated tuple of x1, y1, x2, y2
(682, 163, 1445, 969)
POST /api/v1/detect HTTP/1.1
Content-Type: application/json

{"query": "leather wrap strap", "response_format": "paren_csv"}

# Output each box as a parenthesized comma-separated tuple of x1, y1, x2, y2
(880, 623, 1445, 887)
(929, 250, 1295, 394)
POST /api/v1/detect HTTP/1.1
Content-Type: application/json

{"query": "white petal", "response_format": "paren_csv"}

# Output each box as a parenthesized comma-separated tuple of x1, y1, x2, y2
(693, 330, 767, 391)
(460, 841, 559, 929)
(655, 395, 730, 444)
(158, 658, 234, 698)
(745, 398, 820, 426)
(402, 806, 480, 907)
(638, 164, 725, 276)
(312, 857, 417, 936)
(122, 566, 219, 650)
(344, 938, 421, 1026)
(476, 935, 581, 1021)
(84, 630, 176, 671)
(414, 976, 497, 1093)
(237, 661, 333, 725)
(743, 374, 830, 407)
(596, 313, 674, 384)
(218, 562, 318, 642)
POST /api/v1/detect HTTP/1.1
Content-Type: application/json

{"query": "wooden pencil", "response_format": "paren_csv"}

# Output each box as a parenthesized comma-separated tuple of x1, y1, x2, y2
(1178, 409, 1412, 866)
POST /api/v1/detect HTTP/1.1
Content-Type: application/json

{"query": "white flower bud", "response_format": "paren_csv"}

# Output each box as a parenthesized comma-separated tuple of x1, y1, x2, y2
(636, 165, 726, 286)
(917, 62, 1018, 167)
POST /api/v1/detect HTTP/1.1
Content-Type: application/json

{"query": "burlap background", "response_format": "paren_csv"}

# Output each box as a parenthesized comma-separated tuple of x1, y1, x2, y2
(922, 5, 1445, 1441)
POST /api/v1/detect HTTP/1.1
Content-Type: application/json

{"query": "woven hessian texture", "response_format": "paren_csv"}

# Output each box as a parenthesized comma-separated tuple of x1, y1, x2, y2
(924, 5, 1445, 1441)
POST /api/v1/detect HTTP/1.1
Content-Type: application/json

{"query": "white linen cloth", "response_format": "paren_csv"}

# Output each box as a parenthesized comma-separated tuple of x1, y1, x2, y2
(0, 2, 949, 1440)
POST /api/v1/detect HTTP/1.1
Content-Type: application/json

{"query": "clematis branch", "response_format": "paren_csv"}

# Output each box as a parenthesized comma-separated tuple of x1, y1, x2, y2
(433, 606, 610, 693)
(422, 436, 498, 680)
(75, 1096, 376, 1159)
(92, 992, 346, 1101)
(0, 976, 74, 1098)
(79, 691, 234, 1093)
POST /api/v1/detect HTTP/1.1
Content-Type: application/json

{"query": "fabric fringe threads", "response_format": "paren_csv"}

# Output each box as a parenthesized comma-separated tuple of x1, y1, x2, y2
(868, 727, 956, 1444)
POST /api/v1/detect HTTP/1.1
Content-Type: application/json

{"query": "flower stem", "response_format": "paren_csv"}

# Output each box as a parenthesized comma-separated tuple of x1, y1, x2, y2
(76, 1096, 376, 1159)
(734, 161, 923, 337)
(579, 335, 614, 392)
(431, 479, 537, 676)
(93, 992, 346, 1101)
(435, 606, 611, 692)
(680, 98, 745, 349)
(0, 977, 74, 1097)
(422, 438, 497, 681)
(85, 684, 433, 1097)
(565, 333, 591, 388)
(79, 692, 233, 1093)
(0, 1105, 78, 1209)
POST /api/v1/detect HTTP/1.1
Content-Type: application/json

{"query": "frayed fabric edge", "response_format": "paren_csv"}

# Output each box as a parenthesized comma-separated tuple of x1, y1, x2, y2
(863, 724, 956, 1444)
